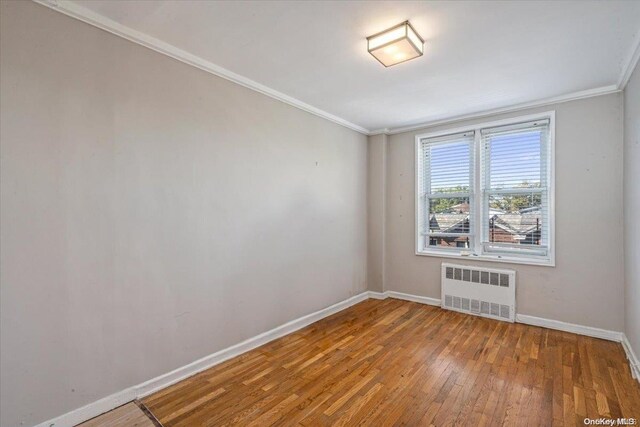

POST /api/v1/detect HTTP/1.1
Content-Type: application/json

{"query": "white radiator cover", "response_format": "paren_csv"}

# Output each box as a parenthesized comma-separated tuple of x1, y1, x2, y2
(441, 263, 516, 322)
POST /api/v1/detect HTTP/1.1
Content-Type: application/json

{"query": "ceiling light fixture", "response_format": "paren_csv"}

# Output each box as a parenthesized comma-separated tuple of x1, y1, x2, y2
(367, 21, 424, 67)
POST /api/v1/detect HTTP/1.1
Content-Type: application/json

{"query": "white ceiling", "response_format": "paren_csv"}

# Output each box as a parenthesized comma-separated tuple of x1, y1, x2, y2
(60, 1, 640, 133)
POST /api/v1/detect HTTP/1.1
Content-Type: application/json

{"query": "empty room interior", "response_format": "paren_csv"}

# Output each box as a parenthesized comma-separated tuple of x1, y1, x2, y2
(2, 0, 640, 426)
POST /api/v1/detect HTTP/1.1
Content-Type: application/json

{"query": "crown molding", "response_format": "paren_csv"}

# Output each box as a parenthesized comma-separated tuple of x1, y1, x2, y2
(370, 85, 620, 136)
(368, 128, 390, 136)
(618, 27, 640, 89)
(31, 0, 635, 138)
(31, 0, 370, 135)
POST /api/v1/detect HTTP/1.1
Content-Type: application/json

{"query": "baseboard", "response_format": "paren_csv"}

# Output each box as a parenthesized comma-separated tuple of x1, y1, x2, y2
(515, 314, 623, 342)
(134, 291, 370, 398)
(366, 291, 387, 300)
(384, 291, 441, 306)
(34, 389, 139, 427)
(35, 291, 370, 427)
(376, 291, 638, 382)
(365, 290, 441, 306)
(374, 290, 625, 343)
(30, 290, 637, 427)
(621, 334, 640, 382)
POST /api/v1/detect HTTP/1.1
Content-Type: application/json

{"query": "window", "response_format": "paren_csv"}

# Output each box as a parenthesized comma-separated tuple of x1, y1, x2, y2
(416, 112, 554, 266)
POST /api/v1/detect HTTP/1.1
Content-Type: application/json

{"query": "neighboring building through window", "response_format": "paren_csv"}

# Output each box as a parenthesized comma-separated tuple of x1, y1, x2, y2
(415, 112, 554, 266)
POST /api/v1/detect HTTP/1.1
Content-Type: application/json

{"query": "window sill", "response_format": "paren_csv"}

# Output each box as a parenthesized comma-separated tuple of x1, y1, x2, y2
(415, 249, 555, 267)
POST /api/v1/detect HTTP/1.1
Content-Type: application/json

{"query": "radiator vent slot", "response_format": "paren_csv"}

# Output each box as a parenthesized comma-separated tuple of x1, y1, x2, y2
(500, 305, 510, 319)
(481, 301, 490, 314)
(452, 296, 461, 309)
(490, 303, 500, 317)
(472, 270, 480, 283)
(481, 271, 489, 284)
(500, 274, 509, 287)
(446, 267, 511, 287)
(441, 263, 516, 323)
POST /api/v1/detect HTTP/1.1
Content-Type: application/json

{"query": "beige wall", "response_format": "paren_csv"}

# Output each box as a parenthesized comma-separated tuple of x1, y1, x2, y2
(624, 61, 640, 360)
(367, 134, 387, 293)
(0, 1, 633, 426)
(0, 2, 367, 426)
(384, 93, 624, 331)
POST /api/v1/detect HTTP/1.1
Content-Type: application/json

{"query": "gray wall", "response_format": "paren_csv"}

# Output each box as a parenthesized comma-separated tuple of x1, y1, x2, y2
(0, 2, 367, 426)
(0, 1, 634, 426)
(624, 61, 640, 361)
(383, 93, 624, 331)
(367, 134, 387, 293)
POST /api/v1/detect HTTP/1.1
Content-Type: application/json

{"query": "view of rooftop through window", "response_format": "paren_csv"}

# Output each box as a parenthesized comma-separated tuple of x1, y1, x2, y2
(426, 127, 545, 250)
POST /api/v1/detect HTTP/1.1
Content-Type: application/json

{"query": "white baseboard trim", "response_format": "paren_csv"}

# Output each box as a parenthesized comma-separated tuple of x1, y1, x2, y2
(134, 291, 369, 398)
(34, 389, 138, 427)
(376, 291, 639, 384)
(30, 290, 638, 426)
(367, 291, 387, 300)
(384, 291, 441, 306)
(515, 314, 623, 342)
(621, 334, 640, 382)
(35, 291, 370, 427)
(373, 291, 626, 344)
(379, 290, 640, 381)
(365, 290, 441, 306)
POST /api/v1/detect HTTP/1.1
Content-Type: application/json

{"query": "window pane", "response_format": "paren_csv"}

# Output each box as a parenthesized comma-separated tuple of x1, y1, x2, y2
(487, 193, 543, 246)
(417, 116, 552, 261)
(429, 197, 469, 233)
(429, 141, 470, 193)
(428, 236, 471, 248)
(487, 129, 542, 190)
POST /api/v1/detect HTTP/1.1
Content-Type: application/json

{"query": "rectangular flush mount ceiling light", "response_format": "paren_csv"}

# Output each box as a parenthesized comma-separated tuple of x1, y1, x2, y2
(367, 21, 424, 67)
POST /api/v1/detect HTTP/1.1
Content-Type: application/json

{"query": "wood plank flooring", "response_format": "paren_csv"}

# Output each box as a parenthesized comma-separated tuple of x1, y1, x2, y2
(139, 298, 640, 426)
(77, 402, 156, 427)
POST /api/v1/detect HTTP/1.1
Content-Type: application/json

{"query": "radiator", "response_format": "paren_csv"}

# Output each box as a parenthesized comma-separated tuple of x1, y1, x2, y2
(441, 263, 516, 322)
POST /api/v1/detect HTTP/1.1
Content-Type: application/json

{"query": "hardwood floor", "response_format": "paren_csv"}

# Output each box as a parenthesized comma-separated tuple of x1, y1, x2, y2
(77, 402, 157, 427)
(140, 298, 639, 426)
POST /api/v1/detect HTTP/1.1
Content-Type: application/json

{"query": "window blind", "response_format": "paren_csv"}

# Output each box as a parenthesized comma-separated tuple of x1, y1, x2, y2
(420, 131, 475, 250)
(481, 120, 550, 255)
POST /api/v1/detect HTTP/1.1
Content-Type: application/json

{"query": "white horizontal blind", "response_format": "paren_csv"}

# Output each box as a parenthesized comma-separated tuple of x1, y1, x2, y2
(420, 131, 475, 251)
(481, 119, 550, 256)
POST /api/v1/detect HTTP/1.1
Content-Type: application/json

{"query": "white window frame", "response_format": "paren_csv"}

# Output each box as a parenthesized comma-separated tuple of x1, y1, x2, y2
(415, 111, 555, 267)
